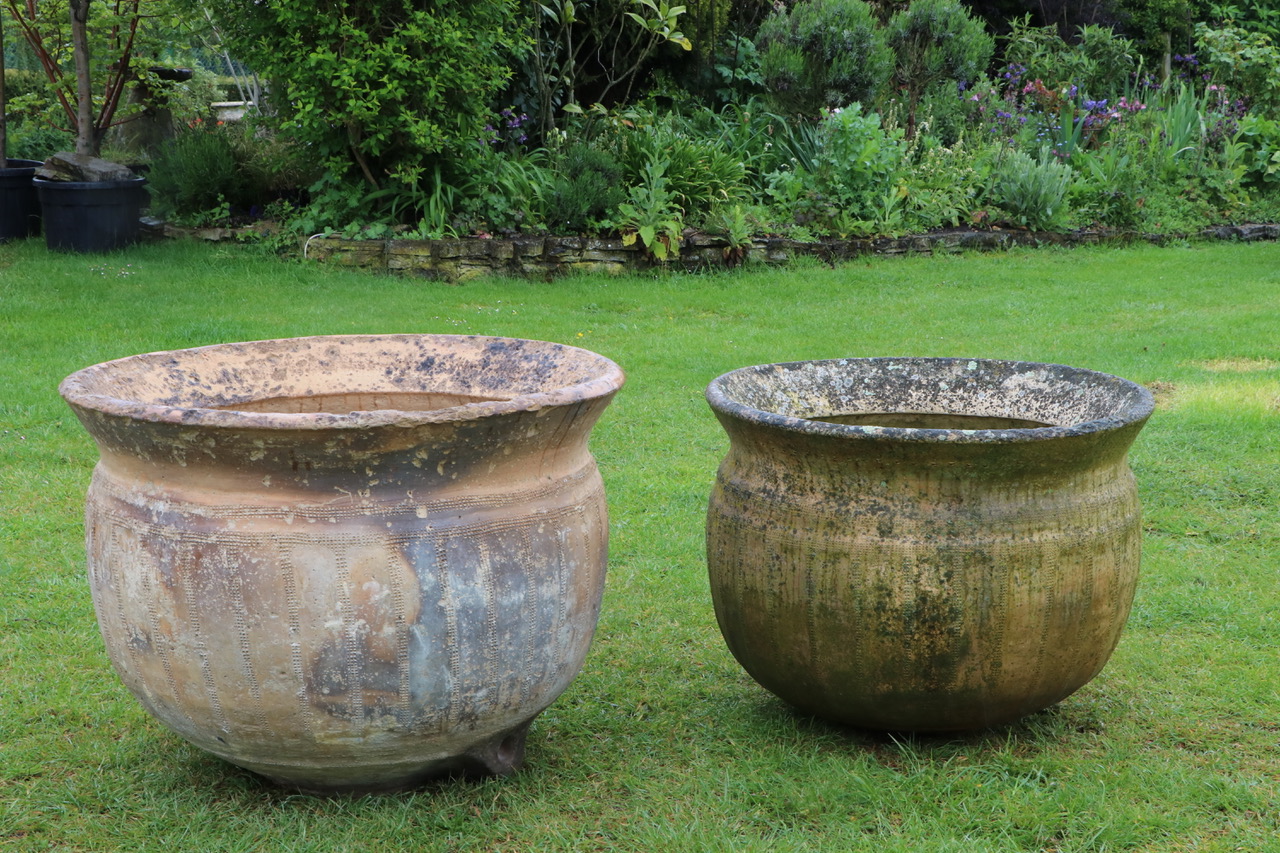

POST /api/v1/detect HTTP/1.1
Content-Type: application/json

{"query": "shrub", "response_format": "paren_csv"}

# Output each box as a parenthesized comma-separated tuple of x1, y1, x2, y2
(187, 0, 519, 228)
(885, 0, 993, 137)
(1070, 139, 1146, 229)
(1, 121, 73, 160)
(755, 0, 891, 115)
(545, 143, 628, 232)
(1194, 19, 1280, 113)
(146, 123, 251, 223)
(1, 69, 46, 104)
(457, 146, 553, 234)
(679, 33, 765, 106)
(1002, 16, 1138, 99)
(901, 135, 986, 231)
(986, 147, 1074, 231)
(520, 0, 692, 139)
(618, 113, 748, 221)
(617, 155, 685, 260)
(1211, 1, 1280, 41)
(765, 102, 905, 234)
(1236, 114, 1280, 186)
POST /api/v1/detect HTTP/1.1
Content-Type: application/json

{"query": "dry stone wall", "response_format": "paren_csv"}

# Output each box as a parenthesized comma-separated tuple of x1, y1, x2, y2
(148, 220, 1280, 281)
(300, 225, 1280, 281)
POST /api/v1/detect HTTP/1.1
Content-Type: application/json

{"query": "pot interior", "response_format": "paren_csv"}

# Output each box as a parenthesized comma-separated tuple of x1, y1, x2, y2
(211, 391, 510, 415)
(710, 357, 1153, 436)
(810, 412, 1053, 430)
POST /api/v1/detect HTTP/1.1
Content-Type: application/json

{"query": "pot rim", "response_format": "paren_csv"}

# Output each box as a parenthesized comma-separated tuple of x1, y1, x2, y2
(32, 175, 147, 190)
(706, 356, 1154, 444)
(0, 159, 44, 172)
(60, 333, 625, 431)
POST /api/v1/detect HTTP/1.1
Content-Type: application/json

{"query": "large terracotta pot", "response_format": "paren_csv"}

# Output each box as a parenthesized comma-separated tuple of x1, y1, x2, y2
(705, 357, 1153, 731)
(60, 334, 624, 792)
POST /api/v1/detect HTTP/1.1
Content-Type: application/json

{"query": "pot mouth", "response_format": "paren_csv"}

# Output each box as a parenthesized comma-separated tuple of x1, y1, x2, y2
(706, 357, 1153, 443)
(60, 334, 625, 430)
(32, 175, 147, 189)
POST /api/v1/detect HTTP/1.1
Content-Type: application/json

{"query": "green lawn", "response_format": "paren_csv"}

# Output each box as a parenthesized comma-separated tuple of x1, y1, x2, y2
(2, 237, 1278, 852)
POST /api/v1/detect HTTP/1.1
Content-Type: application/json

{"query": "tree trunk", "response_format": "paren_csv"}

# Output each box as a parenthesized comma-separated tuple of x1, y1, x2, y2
(1, 9, 9, 168)
(70, 0, 96, 156)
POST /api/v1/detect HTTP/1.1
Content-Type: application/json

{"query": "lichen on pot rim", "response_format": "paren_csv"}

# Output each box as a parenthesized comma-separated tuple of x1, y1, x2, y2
(706, 356, 1154, 444)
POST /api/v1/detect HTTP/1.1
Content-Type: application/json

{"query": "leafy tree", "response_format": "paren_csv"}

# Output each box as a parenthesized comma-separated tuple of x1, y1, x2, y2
(1121, 0, 1213, 54)
(2, 0, 186, 156)
(1209, 1, 1280, 41)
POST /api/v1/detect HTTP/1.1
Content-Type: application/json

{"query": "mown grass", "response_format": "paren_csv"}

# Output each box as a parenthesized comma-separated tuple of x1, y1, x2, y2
(1, 237, 1278, 852)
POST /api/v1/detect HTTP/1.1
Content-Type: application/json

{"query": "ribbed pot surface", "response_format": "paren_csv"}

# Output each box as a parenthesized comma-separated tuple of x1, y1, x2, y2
(705, 357, 1152, 731)
(61, 334, 624, 792)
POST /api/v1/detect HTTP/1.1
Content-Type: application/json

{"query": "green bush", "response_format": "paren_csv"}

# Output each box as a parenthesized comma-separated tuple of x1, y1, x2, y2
(457, 147, 552, 234)
(765, 102, 905, 234)
(1, 121, 72, 160)
(1110, 0, 1212, 63)
(545, 143, 628, 233)
(619, 114, 748, 221)
(1, 68, 46, 103)
(1236, 114, 1280, 186)
(755, 0, 891, 115)
(233, 120, 322, 198)
(885, 0, 993, 137)
(1002, 16, 1138, 98)
(1210, 0, 1280, 41)
(987, 147, 1074, 231)
(1195, 19, 1280, 113)
(186, 0, 519, 229)
(1070, 139, 1147, 229)
(678, 32, 765, 106)
(518, 0, 692, 140)
(901, 135, 986, 231)
(146, 125, 251, 223)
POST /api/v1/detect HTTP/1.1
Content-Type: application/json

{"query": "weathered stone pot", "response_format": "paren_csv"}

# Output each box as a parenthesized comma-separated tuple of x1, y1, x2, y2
(59, 334, 624, 792)
(705, 357, 1153, 731)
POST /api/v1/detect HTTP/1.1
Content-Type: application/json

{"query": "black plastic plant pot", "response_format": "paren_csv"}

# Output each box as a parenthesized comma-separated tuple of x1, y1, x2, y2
(34, 176, 147, 253)
(0, 159, 43, 241)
